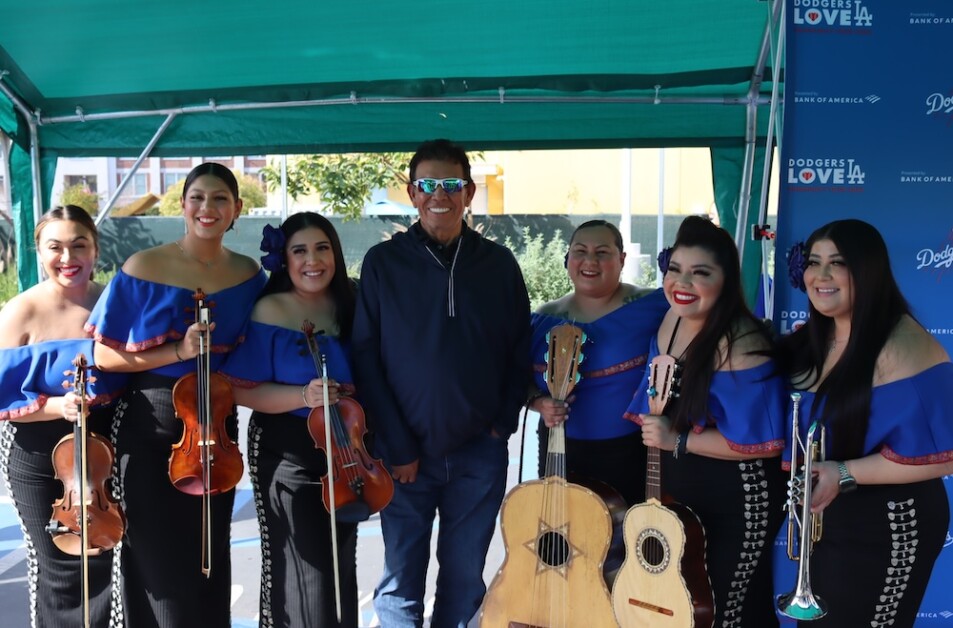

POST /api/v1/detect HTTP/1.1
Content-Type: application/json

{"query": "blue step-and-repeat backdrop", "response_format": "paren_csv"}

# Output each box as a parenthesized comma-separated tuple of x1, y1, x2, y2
(773, 1, 953, 625)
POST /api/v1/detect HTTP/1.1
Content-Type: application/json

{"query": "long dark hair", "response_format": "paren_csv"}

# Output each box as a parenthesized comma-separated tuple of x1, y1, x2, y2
(778, 219, 910, 459)
(259, 212, 356, 340)
(34, 205, 99, 280)
(666, 216, 768, 431)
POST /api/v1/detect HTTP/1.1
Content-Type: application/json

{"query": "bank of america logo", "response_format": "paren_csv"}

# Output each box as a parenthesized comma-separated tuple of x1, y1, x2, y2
(865, 95, 881, 104)
(940, 610, 953, 619)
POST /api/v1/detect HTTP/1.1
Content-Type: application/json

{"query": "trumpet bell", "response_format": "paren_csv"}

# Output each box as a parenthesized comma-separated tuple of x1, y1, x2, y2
(776, 589, 828, 621)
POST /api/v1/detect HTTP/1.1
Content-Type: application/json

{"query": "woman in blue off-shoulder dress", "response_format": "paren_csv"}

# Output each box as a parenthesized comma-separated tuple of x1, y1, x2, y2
(629, 216, 786, 628)
(220, 212, 360, 628)
(0, 206, 126, 627)
(85, 163, 265, 628)
(777, 219, 953, 627)
(528, 220, 668, 508)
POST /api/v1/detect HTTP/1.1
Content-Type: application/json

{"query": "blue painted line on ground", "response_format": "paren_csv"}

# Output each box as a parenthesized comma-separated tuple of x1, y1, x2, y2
(232, 486, 253, 515)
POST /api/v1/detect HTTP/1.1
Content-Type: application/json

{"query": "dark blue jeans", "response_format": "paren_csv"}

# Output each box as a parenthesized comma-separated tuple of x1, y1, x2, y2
(373, 432, 508, 628)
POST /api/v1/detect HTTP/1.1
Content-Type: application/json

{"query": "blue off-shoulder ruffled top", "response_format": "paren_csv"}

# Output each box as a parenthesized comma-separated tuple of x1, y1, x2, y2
(219, 320, 355, 419)
(530, 288, 669, 440)
(84, 269, 266, 378)
(0, 338, 127, 421)
(783, 362, 953, 468)
(625, 335, 786, 455)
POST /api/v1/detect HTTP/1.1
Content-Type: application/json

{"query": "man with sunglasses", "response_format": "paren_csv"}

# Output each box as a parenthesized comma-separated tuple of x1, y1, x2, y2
(353, 139, 531, 627)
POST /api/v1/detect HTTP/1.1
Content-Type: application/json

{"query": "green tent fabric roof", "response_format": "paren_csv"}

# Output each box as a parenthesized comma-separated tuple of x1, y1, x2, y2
(0, 0, 781, 155)
(0, 0, 781, 295)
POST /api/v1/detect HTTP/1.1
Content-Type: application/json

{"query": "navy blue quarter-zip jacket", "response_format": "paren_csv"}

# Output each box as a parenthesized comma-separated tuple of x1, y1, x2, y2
(352, 222, 532, 466)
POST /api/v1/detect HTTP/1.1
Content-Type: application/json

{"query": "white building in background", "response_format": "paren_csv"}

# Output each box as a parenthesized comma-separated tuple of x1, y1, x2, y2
(51, 156, 268, 212)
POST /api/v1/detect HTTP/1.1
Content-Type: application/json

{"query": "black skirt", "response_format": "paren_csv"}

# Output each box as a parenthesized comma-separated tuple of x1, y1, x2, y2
(0, 411, 122, 628)
(800, 477, 949, 628)
(536, 424, 647, 507)
(248, 410, 358, 628)
(662, 451, 787, 628)
(113, 372, 237, 628)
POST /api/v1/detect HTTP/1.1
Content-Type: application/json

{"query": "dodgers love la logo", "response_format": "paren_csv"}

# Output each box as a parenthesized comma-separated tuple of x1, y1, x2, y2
(792, 0, 873, 28)
(787, 157, 866, 187)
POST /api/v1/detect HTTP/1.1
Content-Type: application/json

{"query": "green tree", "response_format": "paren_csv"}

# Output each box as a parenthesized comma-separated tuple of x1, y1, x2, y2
(261, 153, 412, 221)
(59, 183, 100, 215)
(505, 228, 572, 311)
(158, 172, 265, 216)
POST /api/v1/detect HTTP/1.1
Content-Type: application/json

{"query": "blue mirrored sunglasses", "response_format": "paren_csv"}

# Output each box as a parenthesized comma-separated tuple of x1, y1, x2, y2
(412, 178, 469, 194)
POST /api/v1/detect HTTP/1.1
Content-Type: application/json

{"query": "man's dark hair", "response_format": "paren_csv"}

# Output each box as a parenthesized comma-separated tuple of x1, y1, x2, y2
(408, 139, 472, 181)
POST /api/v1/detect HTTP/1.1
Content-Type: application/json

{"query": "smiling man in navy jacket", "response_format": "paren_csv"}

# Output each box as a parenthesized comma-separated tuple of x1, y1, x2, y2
(352, 139, 532, 628)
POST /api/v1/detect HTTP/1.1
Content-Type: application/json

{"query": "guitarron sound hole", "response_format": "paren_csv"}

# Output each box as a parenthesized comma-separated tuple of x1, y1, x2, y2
(536, 531, 570, 567)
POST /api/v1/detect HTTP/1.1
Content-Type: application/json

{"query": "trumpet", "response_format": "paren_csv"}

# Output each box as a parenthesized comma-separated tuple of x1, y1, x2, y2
(776, 391, 828, 621)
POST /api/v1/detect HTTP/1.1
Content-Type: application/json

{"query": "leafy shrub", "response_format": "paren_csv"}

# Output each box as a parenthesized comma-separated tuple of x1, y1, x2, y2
(505, 227, 571, 311)
(59, 184, 100, 215)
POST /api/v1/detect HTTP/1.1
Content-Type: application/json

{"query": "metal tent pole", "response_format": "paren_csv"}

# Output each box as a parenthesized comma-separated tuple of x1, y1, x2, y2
(0, 76, 45, 285)
(759, 0, 786, 320)
(95, 113, 177, 226)
(735, 0, 784, 307)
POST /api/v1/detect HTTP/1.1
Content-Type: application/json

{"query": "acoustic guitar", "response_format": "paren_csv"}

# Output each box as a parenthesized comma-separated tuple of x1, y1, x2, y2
(480, 324, 618, 628)
(611, 354, 714, 628)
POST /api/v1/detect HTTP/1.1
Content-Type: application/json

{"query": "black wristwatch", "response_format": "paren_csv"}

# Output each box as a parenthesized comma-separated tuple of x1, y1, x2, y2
(836, 461, 857, 493)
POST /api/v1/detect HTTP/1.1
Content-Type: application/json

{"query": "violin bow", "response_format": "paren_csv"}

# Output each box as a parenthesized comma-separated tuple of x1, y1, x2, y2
(301, 320, 343, 622)
(72, 355, 92, 628)
(196, 293, 214, 578)
(320, 353, 343, 623)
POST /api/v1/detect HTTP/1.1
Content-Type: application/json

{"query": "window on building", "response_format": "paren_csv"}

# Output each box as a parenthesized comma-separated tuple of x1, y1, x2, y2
(132, 173, 148, 196)
(118, 172, 149, 196)
(163, 172, 188, 193)
(65, 175, 97, 193)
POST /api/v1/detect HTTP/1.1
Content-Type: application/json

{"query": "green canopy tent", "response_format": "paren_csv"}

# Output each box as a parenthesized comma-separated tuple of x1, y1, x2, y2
(0, 0, 783, 297)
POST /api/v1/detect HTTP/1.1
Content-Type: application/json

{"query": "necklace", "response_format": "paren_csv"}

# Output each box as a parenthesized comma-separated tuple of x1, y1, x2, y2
(174, 240, 224, 268)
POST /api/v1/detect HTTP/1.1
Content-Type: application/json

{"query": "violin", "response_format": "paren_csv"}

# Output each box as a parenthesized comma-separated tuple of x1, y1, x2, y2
(47, 353, 125, 628)
(301, 320, 393, 523)
(169, 289, 243, 576)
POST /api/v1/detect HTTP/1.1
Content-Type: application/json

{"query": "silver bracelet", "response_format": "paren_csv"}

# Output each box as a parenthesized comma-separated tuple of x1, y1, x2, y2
(301, 384, 311, 408)
(673, 434, 682, 459)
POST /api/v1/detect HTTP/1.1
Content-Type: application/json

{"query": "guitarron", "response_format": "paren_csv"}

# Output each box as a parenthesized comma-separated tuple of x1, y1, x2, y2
(480, 324, 617, 628)
(611, 354, 714, 628)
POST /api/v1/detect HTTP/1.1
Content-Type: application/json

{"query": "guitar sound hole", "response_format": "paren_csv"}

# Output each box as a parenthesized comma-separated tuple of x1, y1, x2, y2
(636, 528, 670, 574)
(640, 536, 665, 567)
(536, 531, 570, 567)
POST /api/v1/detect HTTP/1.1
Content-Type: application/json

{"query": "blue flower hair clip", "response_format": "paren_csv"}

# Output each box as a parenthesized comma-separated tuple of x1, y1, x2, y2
(786, 241, 808, 292)
(259, 223, 286, 273)
(657, 246, 673, 274)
